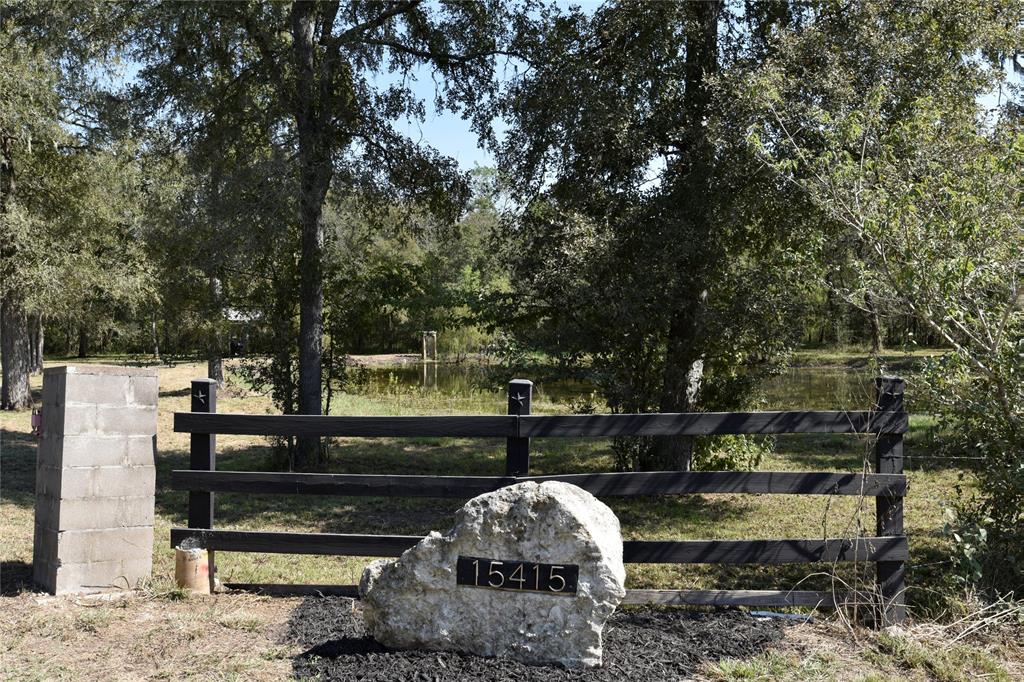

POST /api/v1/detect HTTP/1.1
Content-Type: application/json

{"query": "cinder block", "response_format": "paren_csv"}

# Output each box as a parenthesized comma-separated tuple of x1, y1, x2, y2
(59, 404, 99, 436)
(41, 372, 65, 408)
(34, 495, 60, 533)
(55, 465, 155, 499)
(128, 375, 159, 408)
(45, 364, 158, 379)
(33, 560, 56, 594)
(33, 493, 59, 534)
(40, 402, 65, 441)
(65, 373, 131, 407)
(49, 527, 154, 564)
(97, 406, 157, 437)
(34, 364, 159, 595)
(59, 435, 155, 468)
(125, 435, 156, 466)
(35, 494, 155, 531)
(39, 557, 154, 594)
(33, 523, 59, 567)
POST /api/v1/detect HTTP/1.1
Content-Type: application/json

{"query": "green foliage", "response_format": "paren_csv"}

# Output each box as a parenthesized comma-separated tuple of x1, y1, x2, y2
(491, 2, 819, 469)
(323, 168, 505, 358)
(942, 506, 990, 588)
(611, 435, 770, 473)
(928, 345, 1024, 590)
(746, 0, 1024, 592)
(1, 13, 157, 348)
(693, 436, 771, 472)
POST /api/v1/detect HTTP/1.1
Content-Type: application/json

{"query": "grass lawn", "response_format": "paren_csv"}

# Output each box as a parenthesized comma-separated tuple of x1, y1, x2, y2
(789, 346, 946, 372)
(1, 358, 1021, 680)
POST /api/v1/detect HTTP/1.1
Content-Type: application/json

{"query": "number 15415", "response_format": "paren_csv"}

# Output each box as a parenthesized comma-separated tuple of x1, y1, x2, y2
(455, 556, 579, 595)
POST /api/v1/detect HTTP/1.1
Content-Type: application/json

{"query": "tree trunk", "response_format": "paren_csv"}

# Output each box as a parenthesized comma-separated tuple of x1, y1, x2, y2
(77, 328, 88, 358)
(207, 276, 224, 384)
(28, 312, 43, 373)
(207, 356, 223, 383)
(162, 316, 173, 356)
(865, 291, 883, 353)
(151, 319, 160, 359)
(656, 304, 706, 470)
(651, 0, 723, 471)
(1, 293, 33, 410)
(1, 130, 31, 409)
(290, 3, 334, 470)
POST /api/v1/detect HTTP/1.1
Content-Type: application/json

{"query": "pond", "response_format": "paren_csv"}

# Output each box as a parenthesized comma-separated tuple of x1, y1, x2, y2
(358, 363, 921, 412)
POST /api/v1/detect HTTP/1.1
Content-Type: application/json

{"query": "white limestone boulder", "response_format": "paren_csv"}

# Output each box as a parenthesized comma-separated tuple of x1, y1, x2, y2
(359, 481, 626, 668)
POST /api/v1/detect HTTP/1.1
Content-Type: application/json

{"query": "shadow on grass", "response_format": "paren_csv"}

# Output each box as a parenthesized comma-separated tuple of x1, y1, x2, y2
(773, 433, 875, 471)
(1, 428, 37, 509)
(1, 560, 34, 596)
(159, 386, 193, 399)
(774, 430, 970, 474)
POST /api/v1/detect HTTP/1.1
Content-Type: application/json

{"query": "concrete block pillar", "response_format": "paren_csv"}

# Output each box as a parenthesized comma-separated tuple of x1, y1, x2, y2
(33, 365, 158, 594)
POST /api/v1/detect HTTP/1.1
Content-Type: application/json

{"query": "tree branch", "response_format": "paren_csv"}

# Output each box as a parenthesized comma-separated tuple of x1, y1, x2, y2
(359, 38, 529, 66)
(328, 0, 422, 49)
(238, 8, 288, 102)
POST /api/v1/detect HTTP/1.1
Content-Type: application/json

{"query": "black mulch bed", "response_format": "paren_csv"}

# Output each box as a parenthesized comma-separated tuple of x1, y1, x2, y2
(287, 597, 791, 681)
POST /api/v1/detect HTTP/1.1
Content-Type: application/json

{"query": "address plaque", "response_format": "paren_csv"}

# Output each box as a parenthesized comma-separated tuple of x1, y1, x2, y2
(456, 555, 579, 595)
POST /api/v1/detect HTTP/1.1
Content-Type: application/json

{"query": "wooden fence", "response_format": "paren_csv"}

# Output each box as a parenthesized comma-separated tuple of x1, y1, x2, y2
(170, 376, 908, 625)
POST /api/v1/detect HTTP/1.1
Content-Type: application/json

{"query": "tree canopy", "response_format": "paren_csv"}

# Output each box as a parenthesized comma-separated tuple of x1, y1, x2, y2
(1, 0, 1022, 592)
(115, 0, 530, 466)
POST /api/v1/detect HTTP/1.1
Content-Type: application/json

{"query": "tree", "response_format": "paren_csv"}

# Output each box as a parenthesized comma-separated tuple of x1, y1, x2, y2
(1, 10, 155, 409)
(492, 1, 816, 469)
(0, 21, 58, 408)
(323, 169, 504, 357)
(2, 3, 157, 408)
(126, 0, 523, 467)
(746, 0, 1024, 590)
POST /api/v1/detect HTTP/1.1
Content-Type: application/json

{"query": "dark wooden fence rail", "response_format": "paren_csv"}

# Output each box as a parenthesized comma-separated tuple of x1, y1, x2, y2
(171, 377, 908, 625)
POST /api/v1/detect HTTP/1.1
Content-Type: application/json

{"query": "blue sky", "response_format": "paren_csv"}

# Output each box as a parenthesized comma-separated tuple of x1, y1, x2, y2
(384, 1, 600, 171)
(383, 68, 501, 172)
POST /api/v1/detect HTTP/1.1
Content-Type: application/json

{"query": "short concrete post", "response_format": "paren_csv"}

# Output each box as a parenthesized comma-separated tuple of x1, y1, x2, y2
(33, 365, 158, 594)
(421, 331, 437, 362)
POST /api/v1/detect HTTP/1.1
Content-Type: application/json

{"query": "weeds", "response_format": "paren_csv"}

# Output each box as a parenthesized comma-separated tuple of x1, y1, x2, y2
(217, 610, 266, 632)
(710, 649, 838, 681)
(869, 631, 1011, 682)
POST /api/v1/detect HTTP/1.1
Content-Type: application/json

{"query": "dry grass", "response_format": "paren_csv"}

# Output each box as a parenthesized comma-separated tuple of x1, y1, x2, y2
(0, 590, 297, 681)
(702, 619, 1024, 681)
(1, 358, 1021, 680)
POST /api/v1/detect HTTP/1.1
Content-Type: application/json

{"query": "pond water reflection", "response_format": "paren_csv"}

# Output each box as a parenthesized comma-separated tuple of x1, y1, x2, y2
(361, 363, 922, 412)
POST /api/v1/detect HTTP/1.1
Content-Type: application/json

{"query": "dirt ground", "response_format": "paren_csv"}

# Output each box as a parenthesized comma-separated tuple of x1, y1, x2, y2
(0, 590, 299, 680)
(350, 353, 426, 366)
(2, 589, 1021, 681)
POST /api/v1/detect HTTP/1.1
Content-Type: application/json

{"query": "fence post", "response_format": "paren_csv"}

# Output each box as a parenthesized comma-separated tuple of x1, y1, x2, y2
(189, 378, 217, 591)
(874, 376, 906, 626)
(506, 379, 533, 476)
